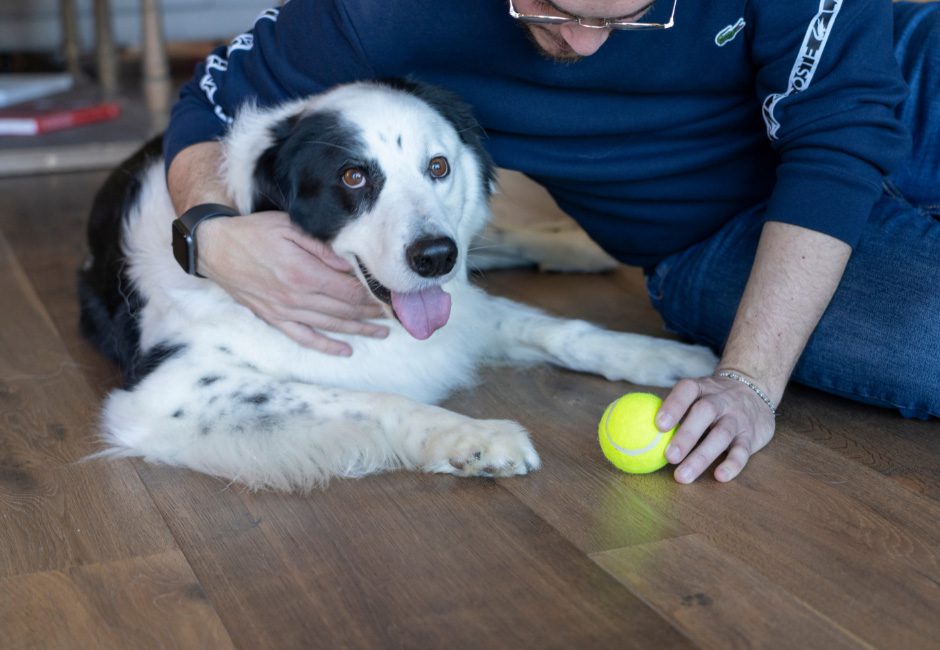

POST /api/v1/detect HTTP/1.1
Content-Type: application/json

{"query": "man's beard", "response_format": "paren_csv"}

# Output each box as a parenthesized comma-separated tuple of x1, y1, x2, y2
(522, 24, 583, 63)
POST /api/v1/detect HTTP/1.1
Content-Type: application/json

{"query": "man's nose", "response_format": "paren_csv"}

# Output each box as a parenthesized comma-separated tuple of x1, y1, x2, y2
(559, 23, 612, 57)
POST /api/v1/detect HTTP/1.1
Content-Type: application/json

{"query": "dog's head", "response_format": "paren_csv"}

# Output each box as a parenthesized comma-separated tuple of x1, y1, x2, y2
(224, 79, 494, 340)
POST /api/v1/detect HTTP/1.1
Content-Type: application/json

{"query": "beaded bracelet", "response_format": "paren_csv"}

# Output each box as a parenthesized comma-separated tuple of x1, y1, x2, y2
(714, 370, 778, 416)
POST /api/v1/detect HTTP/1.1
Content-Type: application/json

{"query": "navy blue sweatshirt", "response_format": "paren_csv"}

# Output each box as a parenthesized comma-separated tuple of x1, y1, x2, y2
(165, 0, 910, 268)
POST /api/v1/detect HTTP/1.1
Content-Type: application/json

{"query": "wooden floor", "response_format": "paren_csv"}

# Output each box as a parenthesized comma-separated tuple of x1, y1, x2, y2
(0, 168, 938, 649)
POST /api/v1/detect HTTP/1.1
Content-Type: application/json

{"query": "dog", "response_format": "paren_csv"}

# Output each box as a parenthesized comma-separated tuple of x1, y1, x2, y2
(78, 79, 717, 491)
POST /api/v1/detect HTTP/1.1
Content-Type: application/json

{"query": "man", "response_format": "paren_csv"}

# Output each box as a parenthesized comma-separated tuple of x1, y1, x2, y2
(163, 0, 939, 484)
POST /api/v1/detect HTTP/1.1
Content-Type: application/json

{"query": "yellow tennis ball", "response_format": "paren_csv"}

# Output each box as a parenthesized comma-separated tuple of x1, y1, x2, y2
(598, 392, 676, 474)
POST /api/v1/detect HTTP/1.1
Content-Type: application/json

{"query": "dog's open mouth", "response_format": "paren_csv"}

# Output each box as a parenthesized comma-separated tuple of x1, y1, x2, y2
(357, 259, 452, 340)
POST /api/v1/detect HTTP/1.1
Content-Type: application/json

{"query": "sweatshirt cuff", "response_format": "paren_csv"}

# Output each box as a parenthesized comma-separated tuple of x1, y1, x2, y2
(763, 162, 884, 249)
(163, 100, 229, 174)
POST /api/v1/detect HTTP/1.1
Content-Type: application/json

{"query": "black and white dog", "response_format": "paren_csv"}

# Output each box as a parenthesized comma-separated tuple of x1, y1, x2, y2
(79, 79, 716, 491)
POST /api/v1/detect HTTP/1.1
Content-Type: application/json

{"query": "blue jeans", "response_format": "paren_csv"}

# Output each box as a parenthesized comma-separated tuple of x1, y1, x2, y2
(645, 2, 940, 419)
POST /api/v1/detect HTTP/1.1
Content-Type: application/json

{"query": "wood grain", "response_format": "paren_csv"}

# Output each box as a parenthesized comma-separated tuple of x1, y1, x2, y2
(592, 534, 866, 650)
(0, 551, 233, 649)
(0, 232, 108, 467)
(136, 462, 692, 650)
(0, 459, 178, 580)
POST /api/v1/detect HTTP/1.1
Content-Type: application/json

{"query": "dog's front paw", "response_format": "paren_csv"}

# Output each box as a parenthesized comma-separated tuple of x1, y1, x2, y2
(422, 418, 541, 477)
(629, 340, 718, 387)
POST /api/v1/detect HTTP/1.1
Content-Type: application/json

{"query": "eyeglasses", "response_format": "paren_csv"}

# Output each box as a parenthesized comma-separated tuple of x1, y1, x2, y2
(508, 0, 676, 31)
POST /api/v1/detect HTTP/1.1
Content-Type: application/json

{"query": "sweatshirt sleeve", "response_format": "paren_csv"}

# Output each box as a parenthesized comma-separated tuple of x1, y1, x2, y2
(746, 0, 911, 247)
(163, 1, 375, 172)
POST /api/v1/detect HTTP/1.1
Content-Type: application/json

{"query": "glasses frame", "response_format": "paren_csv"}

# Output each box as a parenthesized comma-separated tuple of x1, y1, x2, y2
(508, 0, 676, 31)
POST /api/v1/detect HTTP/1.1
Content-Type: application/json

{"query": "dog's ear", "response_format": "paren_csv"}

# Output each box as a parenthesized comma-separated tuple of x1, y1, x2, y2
(251, 112, 303, 213)
(377, 77, 496, 197)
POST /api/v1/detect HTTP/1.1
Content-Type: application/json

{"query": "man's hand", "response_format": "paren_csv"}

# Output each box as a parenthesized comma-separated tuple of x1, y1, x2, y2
(198, 211, 389, 356)
(651, 221, 852, 484)
(167, 142, 386, 356)
(656, 374, 776, 483)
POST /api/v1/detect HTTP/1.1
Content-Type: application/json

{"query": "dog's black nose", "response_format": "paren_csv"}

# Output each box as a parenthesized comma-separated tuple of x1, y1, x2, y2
(407, 236, 458, 278)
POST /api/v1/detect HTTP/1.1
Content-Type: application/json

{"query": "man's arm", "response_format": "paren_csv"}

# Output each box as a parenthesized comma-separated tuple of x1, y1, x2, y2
(656, 221, 851, 483)
(167, 143, 388, 356)
(167, 141, 232, 214)
(652, 0, 909, 484)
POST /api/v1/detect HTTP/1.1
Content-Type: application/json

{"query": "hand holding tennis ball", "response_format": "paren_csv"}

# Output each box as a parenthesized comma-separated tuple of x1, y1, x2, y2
(598, 392, 677, 474)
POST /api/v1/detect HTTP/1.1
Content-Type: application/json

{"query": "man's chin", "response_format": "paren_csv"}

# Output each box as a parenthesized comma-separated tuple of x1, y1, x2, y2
(525, 25, 583, 63)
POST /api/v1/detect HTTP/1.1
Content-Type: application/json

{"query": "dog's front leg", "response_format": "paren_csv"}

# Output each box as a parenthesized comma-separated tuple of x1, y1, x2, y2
(103, 360, 539, 490)
(374, 394, 541, 477)
(484, 296, 717, 387)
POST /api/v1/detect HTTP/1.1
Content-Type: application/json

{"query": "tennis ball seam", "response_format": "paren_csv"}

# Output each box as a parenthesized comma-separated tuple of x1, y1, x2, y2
(601, 403, 665, 456)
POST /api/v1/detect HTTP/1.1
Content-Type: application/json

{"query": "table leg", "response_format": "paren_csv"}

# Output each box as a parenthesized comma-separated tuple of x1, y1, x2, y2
(140, 0, 171, 129)
(59, 0, 83, 79)
(94, 0, 118, 98)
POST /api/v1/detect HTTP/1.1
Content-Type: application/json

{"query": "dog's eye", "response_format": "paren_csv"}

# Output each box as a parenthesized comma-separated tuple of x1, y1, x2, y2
(428, 156, 449, 179)
(342, 168, 367, 189)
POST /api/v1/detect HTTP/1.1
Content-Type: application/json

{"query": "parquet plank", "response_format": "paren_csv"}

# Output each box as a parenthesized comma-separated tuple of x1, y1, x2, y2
(0, 172, 122, 396)
(0, 234, 99, 467)
(592, 534, 867, 650)
(0, 232, 176, 575)
(0, 550, 233, 650)
(0, 459, 178, 580)
(129, 464, 344, 649)
(784, 385, 940, 503)
(136, 462, 693, 650)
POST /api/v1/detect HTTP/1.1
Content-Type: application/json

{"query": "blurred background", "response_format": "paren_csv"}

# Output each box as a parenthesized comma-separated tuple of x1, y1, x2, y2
(0, 0, 277, 176)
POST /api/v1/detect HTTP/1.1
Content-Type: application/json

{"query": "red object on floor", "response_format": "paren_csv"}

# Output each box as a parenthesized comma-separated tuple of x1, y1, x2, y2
(0, 101, 122, 136)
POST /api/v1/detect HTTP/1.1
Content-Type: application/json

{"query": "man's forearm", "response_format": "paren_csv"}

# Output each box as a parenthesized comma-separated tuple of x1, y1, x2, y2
(718, 221, 852, 405)
(167, 141, 233, 215)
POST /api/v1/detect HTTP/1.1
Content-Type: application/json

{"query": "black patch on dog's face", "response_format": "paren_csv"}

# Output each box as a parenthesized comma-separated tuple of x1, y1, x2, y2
(252, 111, 385, 241)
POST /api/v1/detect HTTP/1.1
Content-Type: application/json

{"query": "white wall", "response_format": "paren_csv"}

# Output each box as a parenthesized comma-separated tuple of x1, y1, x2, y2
(0, 0, 277, 51)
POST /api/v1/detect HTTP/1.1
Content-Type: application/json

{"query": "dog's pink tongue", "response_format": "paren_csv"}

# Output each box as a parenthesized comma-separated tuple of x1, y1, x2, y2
(391, 286, 451, 340)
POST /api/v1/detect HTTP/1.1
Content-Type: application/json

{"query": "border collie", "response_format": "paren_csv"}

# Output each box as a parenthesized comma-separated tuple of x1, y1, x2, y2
(79, 79, 716, 491)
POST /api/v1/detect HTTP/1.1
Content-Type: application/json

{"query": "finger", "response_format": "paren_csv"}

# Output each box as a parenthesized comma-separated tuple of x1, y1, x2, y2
(285, 310, 390, 339)
(289, 292, 386, 321)
(274, 321, 353, 357)
(286, 233, 354, 273)
(285, 265, 377, 307)
(657, 378, 701, 432)
(238, 286, 386, 336)
(665, 396, 720, 464)
(674, 416, 736, 484)
(714, 438, 752, 482)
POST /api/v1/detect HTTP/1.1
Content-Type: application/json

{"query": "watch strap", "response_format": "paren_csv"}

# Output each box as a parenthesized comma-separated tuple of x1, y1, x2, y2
(172, 203, 239, 276)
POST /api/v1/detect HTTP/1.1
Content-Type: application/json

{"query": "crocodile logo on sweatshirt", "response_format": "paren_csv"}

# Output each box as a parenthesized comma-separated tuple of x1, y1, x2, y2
(715, 18, 746, 47)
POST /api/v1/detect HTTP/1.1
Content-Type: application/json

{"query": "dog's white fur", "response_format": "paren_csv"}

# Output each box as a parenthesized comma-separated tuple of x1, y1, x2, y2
(97, 82, 717, 491)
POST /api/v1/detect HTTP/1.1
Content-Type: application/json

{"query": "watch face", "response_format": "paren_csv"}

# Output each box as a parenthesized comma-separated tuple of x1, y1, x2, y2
(172, 219, 196, 274)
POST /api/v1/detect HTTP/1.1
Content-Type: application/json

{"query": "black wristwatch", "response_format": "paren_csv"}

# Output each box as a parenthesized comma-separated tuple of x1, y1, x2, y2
(172, 203, 239, 277)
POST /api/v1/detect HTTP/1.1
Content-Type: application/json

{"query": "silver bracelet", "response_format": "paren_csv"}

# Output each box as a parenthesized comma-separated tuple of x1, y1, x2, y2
(715, 370, 778, 416)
